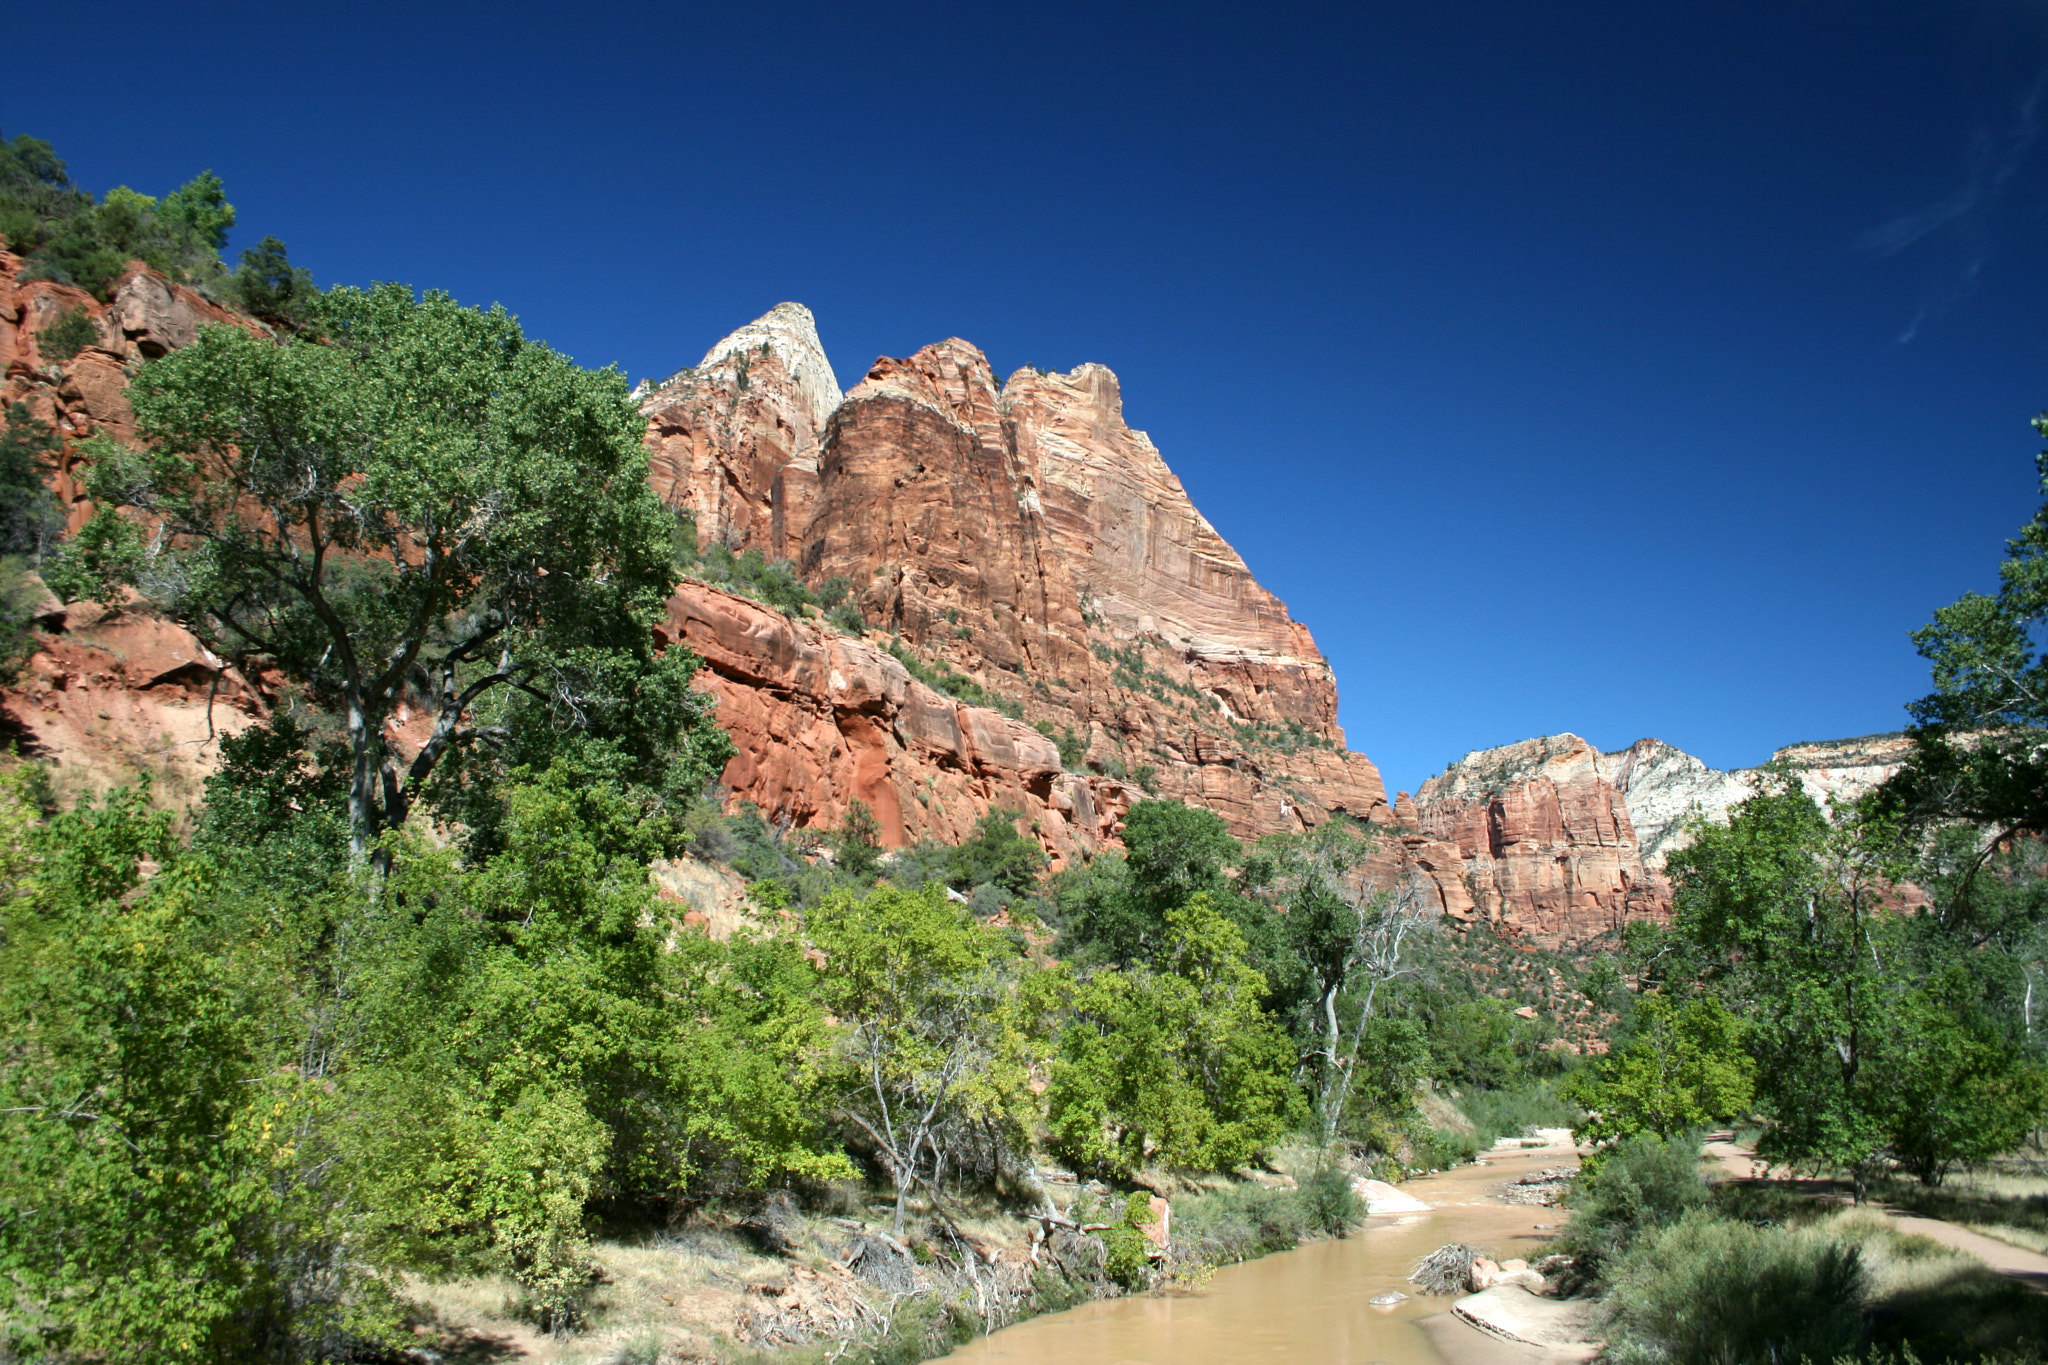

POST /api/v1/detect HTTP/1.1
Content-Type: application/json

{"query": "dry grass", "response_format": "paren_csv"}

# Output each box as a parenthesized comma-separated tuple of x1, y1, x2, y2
(402, 1231, 783, 1363)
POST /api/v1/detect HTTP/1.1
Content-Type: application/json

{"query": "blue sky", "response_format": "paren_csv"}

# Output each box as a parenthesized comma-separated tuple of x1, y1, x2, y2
(15, 1, 2048, 795)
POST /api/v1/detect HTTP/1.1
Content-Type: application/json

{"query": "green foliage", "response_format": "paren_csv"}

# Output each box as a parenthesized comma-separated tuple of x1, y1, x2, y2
(1058, 799, 1241, 968)
(39, 492, 143, 608)
(36, 305, 96, 362)
(1456, 1077, 1582, 1147)
(1100, 1191, 1155, 1287)
(1873, 965, 2048, 1185)
(1558, 1131, 1710, 1276)
(1881, 412, 2048, 879)
(833, 798, 885, 882)
(117, 281, 691, 863)
(0, 558, 46, 682)
(885, 636, 1023, 718)
(1170, 1182, 1312, 1265)
(0, 776, 376, 1362)
(948, 806, 1047, 897)
(0, 130, 88, 257)
(1567, 993, 1755, 1146)
(1667, 770, 2047, 1188)
(1, 147, 238, 299)
(227, 235, 318, 328)
(1045, 895, 1302, 1177)
(1296, 1165, 1366, 1235)
(806, 885, 1039, 1232)
(1603, 1209, 1865, 1365)
(0, 404, 64, 565)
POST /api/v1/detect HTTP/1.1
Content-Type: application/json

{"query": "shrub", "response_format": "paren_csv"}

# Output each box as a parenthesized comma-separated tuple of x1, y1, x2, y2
(947, 807, 1046, 895)
(1603, 1209, 1865, 1365)
(1297, 1166, 1364, 1236)
(1172, 1183, 1310, 1265)
(1458, 1076, 1581, 1148)
(1101, 1191, 1154, 1287)
(36, 305, 96, 362)
(1561, 1131, 1709, 1277)
(1407, 1123, 1481, 1173)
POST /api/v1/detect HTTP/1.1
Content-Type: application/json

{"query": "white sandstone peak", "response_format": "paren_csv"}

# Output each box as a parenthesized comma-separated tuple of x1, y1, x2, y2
(697, 302, 842, 432)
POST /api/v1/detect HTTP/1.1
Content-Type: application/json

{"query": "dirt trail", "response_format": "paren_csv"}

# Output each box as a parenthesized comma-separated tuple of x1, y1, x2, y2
(1701, 1138, 2048, 1293)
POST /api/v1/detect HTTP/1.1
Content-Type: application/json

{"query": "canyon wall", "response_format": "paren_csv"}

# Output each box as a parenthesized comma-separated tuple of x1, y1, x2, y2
(0, 250, 268, 805)
(1397, 731, 1912, 947)
(640, 304, 1389, 847)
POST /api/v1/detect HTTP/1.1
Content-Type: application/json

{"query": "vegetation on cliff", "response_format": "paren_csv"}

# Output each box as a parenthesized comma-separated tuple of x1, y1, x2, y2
(1, 129, 314, 322)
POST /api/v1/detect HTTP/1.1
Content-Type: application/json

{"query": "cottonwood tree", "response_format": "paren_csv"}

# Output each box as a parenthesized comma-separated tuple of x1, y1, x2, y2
(1883, 413, 2048, 863)
(1044, 893, 1301, 1178)
(1254, 820, 1436, 1143)
(93, 282, 700, 865)
(806, 885, 1038, 1235)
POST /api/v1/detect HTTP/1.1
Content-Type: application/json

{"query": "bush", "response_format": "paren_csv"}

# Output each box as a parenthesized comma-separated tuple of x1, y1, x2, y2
(1101, 1191, 1154, 1287)
(36, 305, 96, 362)
(948, 807, 1046, 896)
(1406, 1123, 1481, 1173)
(1172, 1183, 1310, 1265)
(1560, 1131, 1709, 1277)
(1458, 1076, 1582, 1148)
(1604, 1209, 1865, 1365)
(1297, 1166, 1364, 1236)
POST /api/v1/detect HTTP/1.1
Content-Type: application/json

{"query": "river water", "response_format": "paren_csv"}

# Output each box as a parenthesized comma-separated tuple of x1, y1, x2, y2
(946, 1142, 1574, 1365)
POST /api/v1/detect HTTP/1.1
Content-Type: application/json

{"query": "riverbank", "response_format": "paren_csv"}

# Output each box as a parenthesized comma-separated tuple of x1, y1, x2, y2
(941, 1133, 1586, 1365)
(397, 1145, 1415, 1362)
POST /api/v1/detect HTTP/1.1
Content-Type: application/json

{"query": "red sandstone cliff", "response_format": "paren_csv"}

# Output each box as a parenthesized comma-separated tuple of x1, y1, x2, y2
(1397, 731, 1911, 947)
(640, 305, 1389, 846)
(0, 250, 268, 805)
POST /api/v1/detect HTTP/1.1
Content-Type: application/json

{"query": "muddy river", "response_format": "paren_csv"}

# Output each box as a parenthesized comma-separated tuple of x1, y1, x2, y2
(945, 1142, 1574, 1365)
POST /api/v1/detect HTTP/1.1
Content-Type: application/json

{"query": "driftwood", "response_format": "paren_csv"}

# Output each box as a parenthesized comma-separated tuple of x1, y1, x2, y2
(1411, 1242, 1481, 1296)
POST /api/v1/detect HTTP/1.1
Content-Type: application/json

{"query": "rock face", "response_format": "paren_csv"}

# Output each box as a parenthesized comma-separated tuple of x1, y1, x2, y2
(662, 583, 1140, 863)
(1404, 734, 1667, 944)
(1400, 732, 1912, 947)
(0, 251, 269, 803)
(640, 305, 1389, 847)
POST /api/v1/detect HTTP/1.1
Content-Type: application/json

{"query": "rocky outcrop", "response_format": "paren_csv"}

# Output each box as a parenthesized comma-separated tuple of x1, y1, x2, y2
(1400, 732, 1912, 947)
(638, 303, 841, 563)
(0, 251, 270, 802)
(640, 306, 1389, 847)
(1403, 735, 1666, 945)
(663, 581, 1140, 864)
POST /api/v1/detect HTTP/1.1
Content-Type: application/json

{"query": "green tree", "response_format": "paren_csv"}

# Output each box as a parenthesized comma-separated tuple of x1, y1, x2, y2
(832, 797, 884, 882)
(228, 235, 318, 328)
(105, 282, 718, 864)
(0, 776, 382, 1362)
(1882, 412, 2048, 869)
(1874, 966, 2047, 1185)
(947, 805, 1046, 896)
(1045, 894, 1301, 1178)
(1566, 993, 1755, 1150)
(805, 885, 1038, 1234)
(1254, 819, 1435, 1142)
(1665, 773, 1898, 1188)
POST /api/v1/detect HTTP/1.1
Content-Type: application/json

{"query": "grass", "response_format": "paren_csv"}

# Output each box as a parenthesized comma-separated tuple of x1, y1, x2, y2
(1455, 1077, 1581, 1148)
(1876, 1166, 2048, 1258)
(1600, 1200, 2048, 1365)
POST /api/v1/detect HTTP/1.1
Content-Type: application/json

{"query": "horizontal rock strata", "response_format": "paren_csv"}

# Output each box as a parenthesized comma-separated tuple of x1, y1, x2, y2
(641, 304, 1389, 849)
(1399, 732, 1911, 947)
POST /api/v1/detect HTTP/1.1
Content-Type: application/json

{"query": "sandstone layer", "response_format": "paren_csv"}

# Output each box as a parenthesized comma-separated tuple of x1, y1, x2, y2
(1399, 732, 1911, 947)
(662, 583, 1140, 864)
(0, 250, 269, 802)
(639, 305, 1389, 846)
